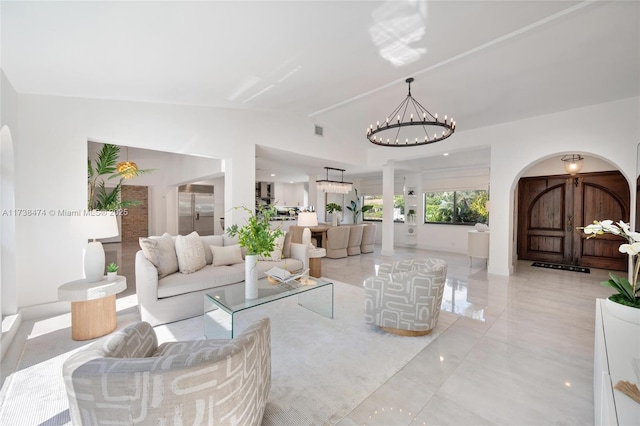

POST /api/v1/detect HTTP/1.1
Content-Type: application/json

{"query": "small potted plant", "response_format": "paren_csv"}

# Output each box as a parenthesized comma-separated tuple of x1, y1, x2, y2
(407, 209, 416, 225)
(226, 205, 284, 299)
(106, 262, 119, 281)
(326, 202, 342, 226)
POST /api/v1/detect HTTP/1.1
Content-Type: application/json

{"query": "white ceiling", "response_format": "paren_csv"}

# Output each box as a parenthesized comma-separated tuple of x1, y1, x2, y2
(3, 1, 639, 182)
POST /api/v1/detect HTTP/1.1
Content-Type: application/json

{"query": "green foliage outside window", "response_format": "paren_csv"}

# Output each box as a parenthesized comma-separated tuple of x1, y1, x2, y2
(363, 195, 383, 220)
(424, 190, 488, 224)
(362, 194, 406, 221)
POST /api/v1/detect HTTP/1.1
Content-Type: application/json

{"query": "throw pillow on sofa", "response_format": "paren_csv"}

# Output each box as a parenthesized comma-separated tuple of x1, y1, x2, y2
(139, 234, 179, 278)
(257, 235, 285, 261)
(175, 231, 207, 274)
(210, 244, 244, 266)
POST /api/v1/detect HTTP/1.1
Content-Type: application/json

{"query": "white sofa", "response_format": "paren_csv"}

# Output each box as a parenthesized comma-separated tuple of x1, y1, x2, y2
(136, 232, 308, 326)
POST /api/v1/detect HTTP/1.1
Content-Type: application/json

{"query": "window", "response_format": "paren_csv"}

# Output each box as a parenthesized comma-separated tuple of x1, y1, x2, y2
(424, 190, 488, 224)
(363, 195, 382, 221)
(362, 195, 406, 222)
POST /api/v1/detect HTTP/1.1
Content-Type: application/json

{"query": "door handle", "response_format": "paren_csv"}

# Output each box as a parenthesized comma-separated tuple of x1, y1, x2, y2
(566, 215, 572, 232)
(196, 212, 200, 221)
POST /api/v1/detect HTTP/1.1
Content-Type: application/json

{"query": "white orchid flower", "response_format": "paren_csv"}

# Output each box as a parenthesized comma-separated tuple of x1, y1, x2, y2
(583, 223, 604, 235)
(616, 221, 640, 242)
(600, 220, 621, 235)
(619, 242, 640, 256)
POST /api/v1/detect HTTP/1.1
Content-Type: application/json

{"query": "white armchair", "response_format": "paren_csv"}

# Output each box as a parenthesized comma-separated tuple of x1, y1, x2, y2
(364, 259, 447, 336)
(63, 319, 271, 425)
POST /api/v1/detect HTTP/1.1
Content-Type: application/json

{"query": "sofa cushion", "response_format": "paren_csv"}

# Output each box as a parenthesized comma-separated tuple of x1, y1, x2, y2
(175, 232, 207, 274)
(281, 231, 292, 258)
(139, 235, 179, 278)
(211, 244, 244, 266)
(157, 264, 246, 298)
(200, 235, 222, 264)
(257, 235, 285, 261)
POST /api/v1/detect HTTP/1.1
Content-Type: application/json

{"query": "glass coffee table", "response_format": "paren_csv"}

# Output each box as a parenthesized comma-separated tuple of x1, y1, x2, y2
(204, 277, 334, 339)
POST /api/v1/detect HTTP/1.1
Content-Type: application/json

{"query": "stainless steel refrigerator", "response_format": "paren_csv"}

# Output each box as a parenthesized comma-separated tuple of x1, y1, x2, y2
(178, 184, 214, 236)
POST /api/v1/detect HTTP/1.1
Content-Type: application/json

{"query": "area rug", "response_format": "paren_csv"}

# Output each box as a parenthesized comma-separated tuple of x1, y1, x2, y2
(0, 280, 445, 425)
(531, 261, 590, 273)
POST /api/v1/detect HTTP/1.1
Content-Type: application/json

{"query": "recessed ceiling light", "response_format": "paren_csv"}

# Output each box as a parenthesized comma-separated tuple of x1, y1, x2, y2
(270, 173, 275, 177)
(443, 153, 449, 156)
(290, 181, 294, 184)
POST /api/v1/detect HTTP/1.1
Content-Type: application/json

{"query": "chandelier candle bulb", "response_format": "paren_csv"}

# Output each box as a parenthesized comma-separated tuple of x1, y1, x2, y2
(410, 113, 413, 122)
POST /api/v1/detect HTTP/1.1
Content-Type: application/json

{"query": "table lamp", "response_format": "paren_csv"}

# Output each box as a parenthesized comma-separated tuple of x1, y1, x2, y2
(82, 212, 119, 282)
(298, 212, 318, 247)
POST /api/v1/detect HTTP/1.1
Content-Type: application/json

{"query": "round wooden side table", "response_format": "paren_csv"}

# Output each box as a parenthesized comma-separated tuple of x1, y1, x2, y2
(309, 247, 326, 278)
(58, 275, 127, 341)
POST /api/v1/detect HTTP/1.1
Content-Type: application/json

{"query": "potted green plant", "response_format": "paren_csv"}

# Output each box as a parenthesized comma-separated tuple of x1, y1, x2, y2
(407, 209, 416, 225)
(581, 220, 640, 323)
(106, 262, 118, 281)
(226, 206, 284, 299)
(326, 202, 342, 226)
(346, 189, 373, 224)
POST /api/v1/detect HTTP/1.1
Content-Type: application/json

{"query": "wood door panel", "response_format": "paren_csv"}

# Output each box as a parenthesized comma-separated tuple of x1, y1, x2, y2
(528, 235, 564, 256)
(528, 185, 565, 231)
(518, 178, 570, 264)
(576, 176, 629, 271)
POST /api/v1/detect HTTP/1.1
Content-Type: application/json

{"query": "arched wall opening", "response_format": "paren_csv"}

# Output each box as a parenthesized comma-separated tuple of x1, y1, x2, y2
(508, 151, 633, 270)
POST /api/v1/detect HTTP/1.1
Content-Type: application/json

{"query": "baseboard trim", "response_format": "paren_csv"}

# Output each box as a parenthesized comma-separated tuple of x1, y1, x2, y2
(1, 312, 22, 361)
(19, 301, 70, 322)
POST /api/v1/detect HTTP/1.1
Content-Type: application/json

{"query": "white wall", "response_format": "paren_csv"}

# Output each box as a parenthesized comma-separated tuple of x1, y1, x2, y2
(1, 71, 18, 317)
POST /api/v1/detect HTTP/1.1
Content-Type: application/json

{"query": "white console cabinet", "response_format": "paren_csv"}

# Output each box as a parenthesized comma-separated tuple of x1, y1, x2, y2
(467, 230, 489, 266)
(594, 299, 640, 425)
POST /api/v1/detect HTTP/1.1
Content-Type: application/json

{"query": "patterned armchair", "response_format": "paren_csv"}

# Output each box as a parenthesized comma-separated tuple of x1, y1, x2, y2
(63, 319, 271, 425)
(364, 259, 447, 336)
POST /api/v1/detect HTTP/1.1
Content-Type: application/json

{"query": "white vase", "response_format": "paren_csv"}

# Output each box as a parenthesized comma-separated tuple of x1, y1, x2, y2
(331, 213, 338, 227)
(245, 254, 259, 299)
(605, 297, 640, 325)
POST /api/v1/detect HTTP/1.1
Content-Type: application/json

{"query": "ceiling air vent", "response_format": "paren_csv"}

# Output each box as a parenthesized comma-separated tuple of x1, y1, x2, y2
(314, 125, 323, 136)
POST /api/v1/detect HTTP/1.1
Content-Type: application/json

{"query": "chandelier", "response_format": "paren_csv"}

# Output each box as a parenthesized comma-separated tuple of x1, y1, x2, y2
(116, 147, 139, 179)
(316, 167, 353, 194)
(366, 77, 455, 147)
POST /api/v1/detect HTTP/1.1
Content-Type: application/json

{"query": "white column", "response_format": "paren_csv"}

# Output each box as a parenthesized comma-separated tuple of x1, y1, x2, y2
(381, 161, 395, 256)
(308, 174, 318, 212)
(223, 144, 256, 227)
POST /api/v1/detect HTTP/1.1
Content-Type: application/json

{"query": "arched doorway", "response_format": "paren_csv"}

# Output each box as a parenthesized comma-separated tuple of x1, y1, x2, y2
(517, 157, 630, 271)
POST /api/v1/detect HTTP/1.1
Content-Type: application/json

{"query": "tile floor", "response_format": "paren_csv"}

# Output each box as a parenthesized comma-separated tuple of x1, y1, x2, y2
(4, 241, 614, 425)
(322, 246, 612, 425)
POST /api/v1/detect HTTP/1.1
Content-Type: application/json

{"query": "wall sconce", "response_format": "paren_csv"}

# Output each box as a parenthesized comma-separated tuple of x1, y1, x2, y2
(561, 154, 584, 175)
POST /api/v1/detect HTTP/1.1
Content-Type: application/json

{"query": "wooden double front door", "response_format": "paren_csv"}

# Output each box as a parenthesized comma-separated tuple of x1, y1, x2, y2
(518, 171, 630, 271)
